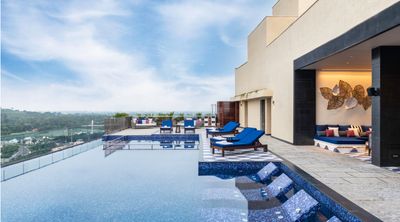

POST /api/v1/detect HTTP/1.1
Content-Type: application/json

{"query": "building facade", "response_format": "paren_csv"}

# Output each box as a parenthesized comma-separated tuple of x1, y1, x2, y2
(233, 0, 400, 166)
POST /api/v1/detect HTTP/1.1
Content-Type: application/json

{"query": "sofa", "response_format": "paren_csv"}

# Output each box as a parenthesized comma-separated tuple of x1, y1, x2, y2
(314, 124, 371, 153)
(133, 118, 157, 128)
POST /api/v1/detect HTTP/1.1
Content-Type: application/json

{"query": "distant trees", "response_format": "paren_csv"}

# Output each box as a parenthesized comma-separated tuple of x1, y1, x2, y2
(1, 144, 19, 158)
(1, 109, 109, 135)
(113, 113, 130, 118)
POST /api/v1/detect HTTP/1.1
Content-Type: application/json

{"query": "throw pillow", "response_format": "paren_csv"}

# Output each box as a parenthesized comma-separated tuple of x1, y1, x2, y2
(339, 131, 347, 137)
(351, 125, 363, 133)
(325, 129, 334, 137)
(328, 127, 339, 137)
(348, 127, 360, 137)
(347, 130, 355, 137)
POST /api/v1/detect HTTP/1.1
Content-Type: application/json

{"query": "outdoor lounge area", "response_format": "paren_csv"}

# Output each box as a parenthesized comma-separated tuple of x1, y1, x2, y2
(314, 124, 371, 153)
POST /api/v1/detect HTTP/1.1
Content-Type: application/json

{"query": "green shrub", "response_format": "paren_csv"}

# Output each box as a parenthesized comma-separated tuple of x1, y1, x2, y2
(1, 144, 19, 158)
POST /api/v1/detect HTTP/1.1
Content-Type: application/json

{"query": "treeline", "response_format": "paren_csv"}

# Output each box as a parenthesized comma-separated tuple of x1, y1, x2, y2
(1, 109, 110, 135)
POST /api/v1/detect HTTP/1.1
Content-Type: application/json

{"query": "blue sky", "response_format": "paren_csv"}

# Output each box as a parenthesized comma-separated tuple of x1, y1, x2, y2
(1, 0, 273, 112)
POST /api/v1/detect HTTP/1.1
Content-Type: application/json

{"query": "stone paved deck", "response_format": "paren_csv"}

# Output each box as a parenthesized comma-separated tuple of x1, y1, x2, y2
(261, 136, 400, 222)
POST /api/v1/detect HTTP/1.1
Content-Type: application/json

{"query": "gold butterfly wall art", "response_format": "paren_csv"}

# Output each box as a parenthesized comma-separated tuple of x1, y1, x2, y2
(320, 80, 372, 110)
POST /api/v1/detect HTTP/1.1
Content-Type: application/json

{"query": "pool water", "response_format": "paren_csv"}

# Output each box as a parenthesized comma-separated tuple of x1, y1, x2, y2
(1, 146, 245, 222)
(124, 140, 199, 149)
(2, 143, 352, 222)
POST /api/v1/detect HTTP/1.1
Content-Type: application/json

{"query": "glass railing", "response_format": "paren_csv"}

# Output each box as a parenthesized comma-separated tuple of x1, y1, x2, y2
(1, 139, 103, 181)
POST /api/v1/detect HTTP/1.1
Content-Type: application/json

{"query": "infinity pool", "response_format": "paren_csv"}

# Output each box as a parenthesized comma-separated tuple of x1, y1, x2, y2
(2, 142, 367, 222)
(1, 146, 245, 222)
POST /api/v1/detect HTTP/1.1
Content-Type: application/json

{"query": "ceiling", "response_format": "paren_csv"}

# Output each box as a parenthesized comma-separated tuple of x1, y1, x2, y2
(304, 25, 400, 70)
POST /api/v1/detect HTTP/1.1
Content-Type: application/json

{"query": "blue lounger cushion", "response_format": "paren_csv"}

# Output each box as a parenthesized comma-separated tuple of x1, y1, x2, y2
(184, 120, 194, 128)
(161, 120, 173, 128)
(207, 121, 240, 134)
(241, 173, 293, 201)
(210, 127, 256, 144)
(248, 190, 319, 222)
(327, 216, 342, 222)
(213, 130, 265, 148)
(236, 162, 279, 184)
(315, 136, 366, 145)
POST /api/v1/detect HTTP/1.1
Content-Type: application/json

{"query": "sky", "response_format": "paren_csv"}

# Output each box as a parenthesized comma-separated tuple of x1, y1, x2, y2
(1, 0, 274, 112)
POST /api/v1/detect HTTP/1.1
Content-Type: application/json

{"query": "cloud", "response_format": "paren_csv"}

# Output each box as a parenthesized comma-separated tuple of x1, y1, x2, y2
(1, 0, 271, 112)
(1, 69, 28, 83)
(156, 0, 270, 40)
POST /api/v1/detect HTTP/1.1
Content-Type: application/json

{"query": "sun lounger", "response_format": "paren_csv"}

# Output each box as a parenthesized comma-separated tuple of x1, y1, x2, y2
(160, 120, 173, 133)
(210, 127, 256, 144)
(184, 120, 195, 134)
(211, 130, 267, 157)
(206, 121, 240, 138)
(240, 173, 293, 201)
(248, 190, 319, 222)
(236, 162, 279, 184)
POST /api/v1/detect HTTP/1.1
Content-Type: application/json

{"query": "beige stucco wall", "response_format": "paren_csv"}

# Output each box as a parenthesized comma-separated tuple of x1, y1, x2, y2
(266, 16, 297, 45)
(316, 71, 372, 125)
(247, 99, 260, 129)
(248, 18, 267, 61)
(234, 0, 397, 142)
(239, 101, 247, 127)
(236, 16, 296, 95)
(273, 0, 299, 16)
(298, 0, 318, 15)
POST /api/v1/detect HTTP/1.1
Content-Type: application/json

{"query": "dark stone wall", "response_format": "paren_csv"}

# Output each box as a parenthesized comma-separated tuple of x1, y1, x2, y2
(293, 70, 316, 145)
(372, 46, 400, 166)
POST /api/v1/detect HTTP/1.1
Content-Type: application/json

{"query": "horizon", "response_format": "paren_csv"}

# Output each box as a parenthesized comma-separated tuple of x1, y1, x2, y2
(1, 0, 274, 112)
